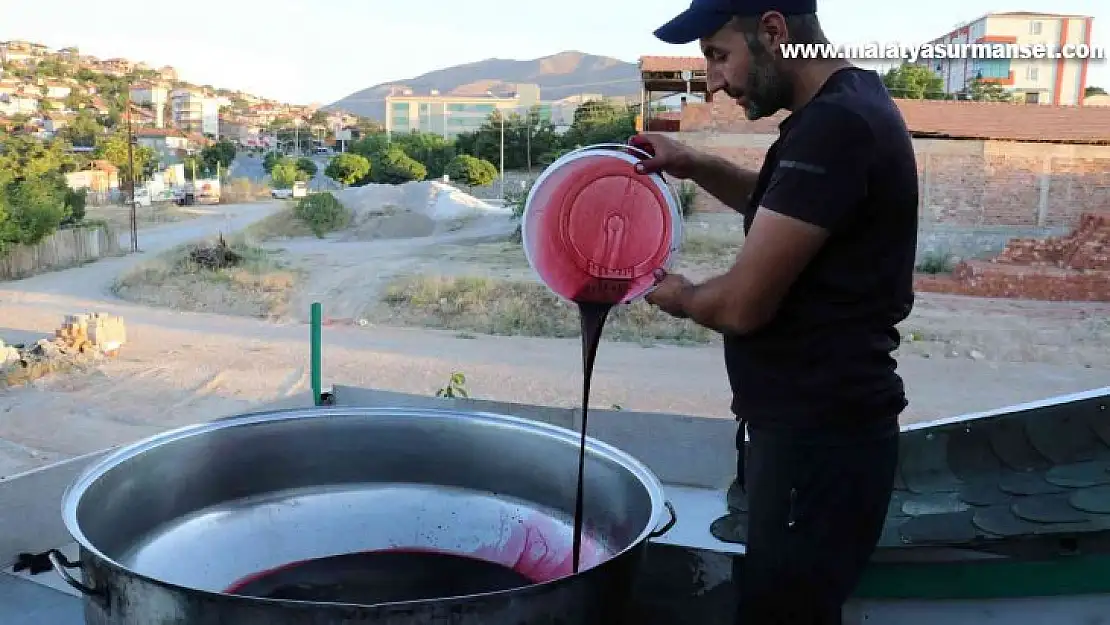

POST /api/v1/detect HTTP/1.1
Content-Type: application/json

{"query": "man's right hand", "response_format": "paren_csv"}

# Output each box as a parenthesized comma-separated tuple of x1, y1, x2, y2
(628, 133, 700, 179)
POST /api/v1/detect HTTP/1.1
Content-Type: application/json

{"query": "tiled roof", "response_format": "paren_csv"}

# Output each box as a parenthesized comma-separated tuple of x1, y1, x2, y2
(896, 100, 1110, 144)
(713, 388, 1110, 553)
(639, 56, 705, 72)
(678, 98, 1110, 144)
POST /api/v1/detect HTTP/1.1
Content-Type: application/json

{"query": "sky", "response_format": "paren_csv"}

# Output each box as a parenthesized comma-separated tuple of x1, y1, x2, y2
(2, 0, 1106, 105)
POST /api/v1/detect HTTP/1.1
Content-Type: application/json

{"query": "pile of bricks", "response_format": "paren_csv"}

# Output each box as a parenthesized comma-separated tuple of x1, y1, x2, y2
(917, 212, 1110, 301)
(2, 313, 127, 387)
(993, 213, 1110, 269)
(55, 313, 127, 356)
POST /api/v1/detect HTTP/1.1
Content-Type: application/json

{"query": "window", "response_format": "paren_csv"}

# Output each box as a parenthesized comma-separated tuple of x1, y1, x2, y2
(1026, 66, 1039, 80)
(1030, 21, 1042, 35)
(1025, 92, 1040, 104)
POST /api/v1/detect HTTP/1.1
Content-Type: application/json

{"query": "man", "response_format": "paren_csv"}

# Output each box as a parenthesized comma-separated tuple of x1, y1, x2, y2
(635, 1, 918, 623)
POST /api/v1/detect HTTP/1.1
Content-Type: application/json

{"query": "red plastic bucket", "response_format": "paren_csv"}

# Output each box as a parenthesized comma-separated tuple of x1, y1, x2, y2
(521, 144, 683, 305)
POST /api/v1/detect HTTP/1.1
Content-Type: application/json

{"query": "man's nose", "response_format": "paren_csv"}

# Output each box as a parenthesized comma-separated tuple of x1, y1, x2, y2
(706, 66, 726, 95)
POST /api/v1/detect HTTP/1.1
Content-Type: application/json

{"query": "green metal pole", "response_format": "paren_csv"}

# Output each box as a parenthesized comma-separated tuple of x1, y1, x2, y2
(310, 302, 322, 406)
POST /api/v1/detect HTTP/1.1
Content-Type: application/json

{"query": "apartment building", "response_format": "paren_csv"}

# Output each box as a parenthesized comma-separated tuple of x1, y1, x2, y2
(921, 12, 1094, 105)
(0, 40, 49, 65)
(131, 82, 170, 128)
(384, 84, 550, 137)
(171, 89, 220, 137)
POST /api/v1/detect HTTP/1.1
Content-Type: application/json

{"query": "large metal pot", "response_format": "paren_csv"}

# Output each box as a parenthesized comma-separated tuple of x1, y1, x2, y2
(52, 407, 676, 624)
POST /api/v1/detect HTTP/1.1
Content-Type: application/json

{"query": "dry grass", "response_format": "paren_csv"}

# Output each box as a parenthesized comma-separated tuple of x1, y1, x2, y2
(243, 207, 316, 240)
(221, 178, 272, 204)
(377, 275, 715, 345)
(112, 237, 300, 318)
(84, 202, 211, 231)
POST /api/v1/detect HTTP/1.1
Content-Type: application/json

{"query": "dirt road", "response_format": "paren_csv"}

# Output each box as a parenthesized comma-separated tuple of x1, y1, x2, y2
(1, 204, 1107, 477)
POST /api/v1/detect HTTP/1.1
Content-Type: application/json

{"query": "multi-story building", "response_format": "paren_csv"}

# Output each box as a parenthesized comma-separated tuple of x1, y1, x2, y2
(384, 84, 549, 138)
(0, 40, 48, 65)
(171, 88, 220, 137)
(921, 12, 1094, 105)
(131, 82, 170, 128)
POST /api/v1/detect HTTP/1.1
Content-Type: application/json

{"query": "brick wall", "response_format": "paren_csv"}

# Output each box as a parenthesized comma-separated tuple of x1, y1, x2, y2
(667, 132, 1110, 234)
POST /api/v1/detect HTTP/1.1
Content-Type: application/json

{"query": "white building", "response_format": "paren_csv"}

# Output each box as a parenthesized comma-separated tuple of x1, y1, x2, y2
(131, 82, 170, 128)
(920, 12, 1094, 105)
(170, 89, 220, 137)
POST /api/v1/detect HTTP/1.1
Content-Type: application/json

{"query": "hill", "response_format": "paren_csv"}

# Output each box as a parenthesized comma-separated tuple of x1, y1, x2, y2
(328, 51, 640, 121)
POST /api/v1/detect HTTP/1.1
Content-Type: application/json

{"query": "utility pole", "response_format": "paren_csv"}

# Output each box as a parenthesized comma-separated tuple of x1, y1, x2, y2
(125, 82, 138, 252)
(526, 107, 532, 175)
(499, 111, 505, 199)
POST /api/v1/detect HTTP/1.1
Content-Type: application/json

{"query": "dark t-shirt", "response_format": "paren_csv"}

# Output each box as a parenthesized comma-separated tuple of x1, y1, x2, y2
(725, 67, 918, 431)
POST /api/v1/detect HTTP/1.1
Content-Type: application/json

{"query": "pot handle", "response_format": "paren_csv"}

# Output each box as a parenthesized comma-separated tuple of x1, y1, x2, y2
(48, 550, 103, 599)
(649, 501, 678, 539)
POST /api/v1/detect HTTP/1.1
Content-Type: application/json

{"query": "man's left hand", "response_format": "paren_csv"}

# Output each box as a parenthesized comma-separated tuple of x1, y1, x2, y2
(646, 269, 694, 318)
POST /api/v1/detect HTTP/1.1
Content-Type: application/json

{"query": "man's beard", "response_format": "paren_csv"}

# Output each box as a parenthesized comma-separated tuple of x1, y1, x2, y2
(741, 48, 793, 121)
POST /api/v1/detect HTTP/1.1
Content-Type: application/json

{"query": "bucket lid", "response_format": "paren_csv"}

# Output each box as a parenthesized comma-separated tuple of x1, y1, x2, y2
(522, 146, 681, 305)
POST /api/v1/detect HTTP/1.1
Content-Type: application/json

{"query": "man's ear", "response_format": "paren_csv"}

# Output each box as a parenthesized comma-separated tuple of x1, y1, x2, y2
(759, 11, 788, 50)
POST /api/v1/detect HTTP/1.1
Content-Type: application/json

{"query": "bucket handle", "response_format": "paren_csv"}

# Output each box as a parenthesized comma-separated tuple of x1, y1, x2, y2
(47, 549, 105, 602)
(649, 501, 678, 539)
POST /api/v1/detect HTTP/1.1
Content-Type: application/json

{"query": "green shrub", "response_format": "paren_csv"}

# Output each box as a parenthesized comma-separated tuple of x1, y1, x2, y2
(293, 192, 351, 238)
(370, 145, 427, 184)
(295, 157, 317, 177)
(677, 181, 698, 217)
(63, 187, 87, 224)
(445, 154, 498, 186)
(324, 153, 371, 185)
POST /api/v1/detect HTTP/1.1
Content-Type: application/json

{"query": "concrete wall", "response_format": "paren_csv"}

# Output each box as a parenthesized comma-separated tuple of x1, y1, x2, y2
(0, 225, 123, 281)
(667, 132, 1109, 260)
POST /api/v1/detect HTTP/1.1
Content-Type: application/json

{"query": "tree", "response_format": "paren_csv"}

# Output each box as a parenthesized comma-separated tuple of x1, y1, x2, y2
(349, 133, 389, 160)
(324, 153, 370, 185)
(562, 99, 636, 148)
(61, 110, 102, 148)
(200, 140, 237, 174)
(1085, 86, 1106, 97)
(445, 154, 497, 186)
(262, 150, 282, 173)
(967, 78, 1013, 102)
(270, 158, 308, 189)
(369, 145, 426, 184)
(882, 64, 945, 100)
(295, 157, 317, 177)
(95, 132, 155, 187)
(393, 131, 455, 178)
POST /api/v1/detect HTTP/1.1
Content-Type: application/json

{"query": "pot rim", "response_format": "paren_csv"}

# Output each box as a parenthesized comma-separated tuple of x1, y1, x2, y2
(60, 406, 670, 605)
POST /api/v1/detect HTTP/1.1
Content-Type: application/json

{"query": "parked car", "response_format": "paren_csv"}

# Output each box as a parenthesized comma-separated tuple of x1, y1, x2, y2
(271, 188, 293, 199)
(129, 187, 152, 207)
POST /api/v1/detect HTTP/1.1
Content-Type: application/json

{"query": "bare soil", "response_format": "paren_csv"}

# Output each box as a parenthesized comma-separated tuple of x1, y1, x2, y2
(2, 206, 1108, 478)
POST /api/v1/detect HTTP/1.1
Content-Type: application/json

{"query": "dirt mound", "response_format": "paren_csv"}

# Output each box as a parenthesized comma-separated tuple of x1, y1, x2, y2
(346, 211, 439, 241)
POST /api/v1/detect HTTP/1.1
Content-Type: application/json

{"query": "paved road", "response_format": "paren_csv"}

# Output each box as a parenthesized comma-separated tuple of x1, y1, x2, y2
(230, 153, 340, 192)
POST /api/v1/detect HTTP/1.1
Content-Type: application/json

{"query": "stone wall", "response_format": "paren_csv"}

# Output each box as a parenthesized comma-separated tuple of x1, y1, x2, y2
(666, 132, 1110, 260)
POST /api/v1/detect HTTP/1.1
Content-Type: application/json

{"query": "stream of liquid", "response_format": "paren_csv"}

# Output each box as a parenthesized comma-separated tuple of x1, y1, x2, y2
(571, 301, 613, 573)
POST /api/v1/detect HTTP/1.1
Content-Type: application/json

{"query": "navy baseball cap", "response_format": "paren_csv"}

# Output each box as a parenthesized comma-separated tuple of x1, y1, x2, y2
(654, 0, 817, 44)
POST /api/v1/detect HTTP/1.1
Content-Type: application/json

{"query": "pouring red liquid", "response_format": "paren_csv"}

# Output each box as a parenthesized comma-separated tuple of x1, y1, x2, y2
(522, 144, 682, 572)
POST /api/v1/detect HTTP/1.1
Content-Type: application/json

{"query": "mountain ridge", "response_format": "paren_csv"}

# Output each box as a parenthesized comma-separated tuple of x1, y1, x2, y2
(328, 51, 641, 121)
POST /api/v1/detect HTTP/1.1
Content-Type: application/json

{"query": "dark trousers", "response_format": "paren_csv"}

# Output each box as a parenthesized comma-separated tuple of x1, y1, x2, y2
(733, 420, 899, 625)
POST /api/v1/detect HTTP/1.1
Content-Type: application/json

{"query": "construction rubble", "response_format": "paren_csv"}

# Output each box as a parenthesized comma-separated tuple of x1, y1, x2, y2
(1, 313, 127, 386)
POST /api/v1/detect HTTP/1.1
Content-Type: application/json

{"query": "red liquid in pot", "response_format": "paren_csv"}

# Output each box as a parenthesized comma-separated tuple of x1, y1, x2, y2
(224, 549, 533, 604)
